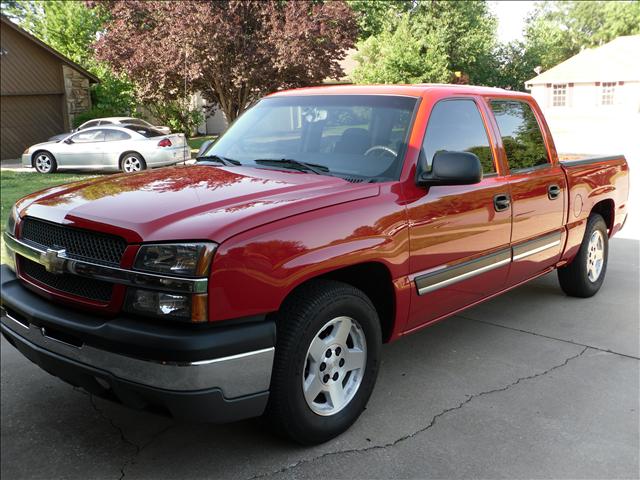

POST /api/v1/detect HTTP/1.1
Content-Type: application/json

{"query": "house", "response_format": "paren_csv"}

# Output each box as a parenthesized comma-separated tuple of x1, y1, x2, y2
(0, 16, 99, 160)
(524, 35, 640, 157)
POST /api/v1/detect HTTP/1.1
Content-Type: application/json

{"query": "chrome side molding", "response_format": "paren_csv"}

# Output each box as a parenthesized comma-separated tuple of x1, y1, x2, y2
(414, 231, 563, 295)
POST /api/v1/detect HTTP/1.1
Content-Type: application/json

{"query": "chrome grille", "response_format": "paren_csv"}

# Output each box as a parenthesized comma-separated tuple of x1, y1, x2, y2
(21, 217, 126, 266)
(21, 257, 113, 302)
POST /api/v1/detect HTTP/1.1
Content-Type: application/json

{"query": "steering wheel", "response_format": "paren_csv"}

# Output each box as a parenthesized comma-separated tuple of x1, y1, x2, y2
(364, 145, 398, 158)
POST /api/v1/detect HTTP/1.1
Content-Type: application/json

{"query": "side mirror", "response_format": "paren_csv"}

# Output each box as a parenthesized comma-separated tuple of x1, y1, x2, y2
(416, 151, 482, 187)
(64, 138, 74, 144)
(196, 139, 214, 158)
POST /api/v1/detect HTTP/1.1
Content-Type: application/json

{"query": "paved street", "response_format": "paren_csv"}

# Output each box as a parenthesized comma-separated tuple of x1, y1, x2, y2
(2, 232, 638, 479)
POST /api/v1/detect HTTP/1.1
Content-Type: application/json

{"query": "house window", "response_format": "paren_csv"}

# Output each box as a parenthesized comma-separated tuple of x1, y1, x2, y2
(552, 84, 567, 106)
(601, 82, 616, 105)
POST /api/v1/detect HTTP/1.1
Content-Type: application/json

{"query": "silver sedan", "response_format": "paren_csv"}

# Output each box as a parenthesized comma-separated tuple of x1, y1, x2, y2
(22, 126, 190, 174)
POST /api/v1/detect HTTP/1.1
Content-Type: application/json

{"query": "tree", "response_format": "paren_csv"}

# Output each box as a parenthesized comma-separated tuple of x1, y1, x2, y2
(523, 0, 640, 71)
(488, 1, 640, 91)
(347, 0, 412, 39)
(91, 0, 358, 122)
(351, 1, 497, 85)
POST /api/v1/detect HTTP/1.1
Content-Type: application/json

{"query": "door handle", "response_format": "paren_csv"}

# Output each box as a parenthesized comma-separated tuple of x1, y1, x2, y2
(493, 193, 510, 212)
(548, 184, 561, 200)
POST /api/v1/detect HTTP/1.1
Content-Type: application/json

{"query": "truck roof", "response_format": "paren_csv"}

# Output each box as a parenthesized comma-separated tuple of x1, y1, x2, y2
(269, 84, 531, 98)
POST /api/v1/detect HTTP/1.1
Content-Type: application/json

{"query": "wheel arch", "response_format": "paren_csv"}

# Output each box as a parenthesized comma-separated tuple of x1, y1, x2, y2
(278, 261, 397, 343)
(590, 199, 615, 235)
(30, 149, 55, 167)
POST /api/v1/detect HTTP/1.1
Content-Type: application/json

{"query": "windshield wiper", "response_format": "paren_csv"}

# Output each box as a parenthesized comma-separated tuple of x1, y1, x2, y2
(197, 155, 241, 166)
(254, 158, 328, 175)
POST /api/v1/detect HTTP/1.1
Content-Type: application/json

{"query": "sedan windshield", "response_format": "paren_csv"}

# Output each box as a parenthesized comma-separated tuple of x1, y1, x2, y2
(203, 95, 418, 182)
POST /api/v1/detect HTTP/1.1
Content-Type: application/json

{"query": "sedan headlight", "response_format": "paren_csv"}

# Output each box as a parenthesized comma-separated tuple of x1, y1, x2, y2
(6, 204, 18, 237)
(126, 242, 216, 322)
(4, 205, 19, 272)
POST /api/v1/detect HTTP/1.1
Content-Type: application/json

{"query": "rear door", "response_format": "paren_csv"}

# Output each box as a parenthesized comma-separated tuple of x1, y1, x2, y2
(488, 100, 566, 286)
(406, 98, 512, 331)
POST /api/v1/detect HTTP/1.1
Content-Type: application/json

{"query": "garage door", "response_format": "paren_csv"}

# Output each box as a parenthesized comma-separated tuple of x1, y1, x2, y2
(1, 94, 65, 160)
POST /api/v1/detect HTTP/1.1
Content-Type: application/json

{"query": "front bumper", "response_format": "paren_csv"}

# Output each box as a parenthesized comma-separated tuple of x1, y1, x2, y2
(1, 265, 275, 423)
(21, 154, 32, 168)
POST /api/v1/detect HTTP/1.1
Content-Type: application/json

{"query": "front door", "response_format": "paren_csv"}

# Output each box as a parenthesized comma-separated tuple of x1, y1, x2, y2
(406, 98, 512, 331)
(58, 129, 106, 167)
(488, 100, 566, 287)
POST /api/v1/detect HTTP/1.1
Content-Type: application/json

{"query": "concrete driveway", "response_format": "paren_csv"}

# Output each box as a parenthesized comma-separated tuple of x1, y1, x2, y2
(1, 232, 638, 479)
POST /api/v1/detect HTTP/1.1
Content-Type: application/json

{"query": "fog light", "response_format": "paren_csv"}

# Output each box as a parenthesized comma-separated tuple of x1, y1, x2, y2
(125, 288, 207, 322)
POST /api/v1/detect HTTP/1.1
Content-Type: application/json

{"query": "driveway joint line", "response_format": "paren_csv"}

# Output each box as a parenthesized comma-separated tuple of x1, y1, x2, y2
(246, 346, 589, 480)
(74, 387, 173, 480)
(457, 314, 640, 360)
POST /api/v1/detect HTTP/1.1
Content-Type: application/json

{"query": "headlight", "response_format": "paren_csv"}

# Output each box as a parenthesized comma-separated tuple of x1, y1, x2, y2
(134, 243, 216, 276)
(6, 205, 18, 237)
(4, 205, 18, 272)
(127, 242, 216, 322)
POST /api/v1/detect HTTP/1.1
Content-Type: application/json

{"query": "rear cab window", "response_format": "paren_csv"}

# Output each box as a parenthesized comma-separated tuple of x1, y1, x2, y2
(489, 100, 549, 172)
(421, 99, 496, 175)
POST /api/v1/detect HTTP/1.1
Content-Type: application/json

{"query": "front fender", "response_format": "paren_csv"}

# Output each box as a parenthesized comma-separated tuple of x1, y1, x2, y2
(208, 184, 410, 324)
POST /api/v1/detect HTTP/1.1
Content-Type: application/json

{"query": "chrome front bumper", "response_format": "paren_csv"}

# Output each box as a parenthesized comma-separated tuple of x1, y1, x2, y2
(1, 312, 274, 399)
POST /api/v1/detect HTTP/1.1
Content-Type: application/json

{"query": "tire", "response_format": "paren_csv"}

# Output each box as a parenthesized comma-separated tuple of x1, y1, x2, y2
(558, 213, 608, 297)
(120, 153, 146, 173)
(266, 279, 382, 445)
(33, 151, 57, 174)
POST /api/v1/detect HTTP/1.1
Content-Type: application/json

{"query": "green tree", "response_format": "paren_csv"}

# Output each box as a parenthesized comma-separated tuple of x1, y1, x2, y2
(351, 1, 497, 85)
(524, 0, 640, 71)
(347, 0, 412, 39)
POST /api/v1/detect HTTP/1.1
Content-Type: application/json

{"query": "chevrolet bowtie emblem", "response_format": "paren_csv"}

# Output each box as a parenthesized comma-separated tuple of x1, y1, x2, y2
(40, 248, 67, 274)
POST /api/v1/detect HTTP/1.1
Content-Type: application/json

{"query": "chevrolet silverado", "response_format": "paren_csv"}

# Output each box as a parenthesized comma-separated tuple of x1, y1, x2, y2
(1, 85, 629, 444)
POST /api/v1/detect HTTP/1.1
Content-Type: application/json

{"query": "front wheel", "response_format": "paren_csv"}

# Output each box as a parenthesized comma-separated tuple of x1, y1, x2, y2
(558, 213, 608, 297)
(266, 280, 382, 445)
(33, 151, 57, 174)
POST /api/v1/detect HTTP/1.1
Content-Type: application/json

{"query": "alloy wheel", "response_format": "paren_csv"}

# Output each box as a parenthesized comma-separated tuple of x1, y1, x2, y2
(302, 316, 367, 416)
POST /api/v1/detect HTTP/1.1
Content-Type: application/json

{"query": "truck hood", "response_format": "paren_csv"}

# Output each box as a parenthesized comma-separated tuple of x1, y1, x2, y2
(17, 165, 380, 243)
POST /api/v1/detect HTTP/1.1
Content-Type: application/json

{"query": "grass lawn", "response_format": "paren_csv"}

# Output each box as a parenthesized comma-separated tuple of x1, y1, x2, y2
(188, 135, 218, 155)
(0, 170, 96, 264)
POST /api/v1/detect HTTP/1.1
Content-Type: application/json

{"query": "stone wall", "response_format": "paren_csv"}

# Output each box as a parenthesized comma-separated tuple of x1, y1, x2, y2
(62, 65, 91, 129)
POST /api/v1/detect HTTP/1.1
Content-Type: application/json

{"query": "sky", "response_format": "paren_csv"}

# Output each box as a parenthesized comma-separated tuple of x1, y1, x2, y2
(490, 1, 538, 42)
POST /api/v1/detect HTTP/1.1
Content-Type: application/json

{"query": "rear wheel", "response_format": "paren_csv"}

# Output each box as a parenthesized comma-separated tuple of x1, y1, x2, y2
(266, 280, 382, 445)
(120, 153, 146, 173)
(33, 151, 57, 174)
(558, 213, 608, 297)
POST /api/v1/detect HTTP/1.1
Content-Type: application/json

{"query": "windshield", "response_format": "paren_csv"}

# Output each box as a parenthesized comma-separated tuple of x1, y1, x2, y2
(203, 95, 418, 181)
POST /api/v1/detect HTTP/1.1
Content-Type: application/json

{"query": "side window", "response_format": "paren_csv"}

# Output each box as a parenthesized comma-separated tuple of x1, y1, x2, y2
(490, 100, 549, 171)
(80, 120, 100, 130)
(422, 99, 496, 174)
(104, 130, 131, 141)
(101, 120, 114, 125)
(71, 129, 105, 143)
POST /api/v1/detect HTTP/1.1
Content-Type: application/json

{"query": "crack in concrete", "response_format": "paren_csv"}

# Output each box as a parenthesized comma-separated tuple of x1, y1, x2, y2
(458, 315, 640, 360)
(246, 346, 589, 480)
(73, 387, 173, 480)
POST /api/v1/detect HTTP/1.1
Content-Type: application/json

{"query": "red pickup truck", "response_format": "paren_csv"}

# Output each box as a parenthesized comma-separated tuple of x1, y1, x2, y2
(1, 85, 629, 444)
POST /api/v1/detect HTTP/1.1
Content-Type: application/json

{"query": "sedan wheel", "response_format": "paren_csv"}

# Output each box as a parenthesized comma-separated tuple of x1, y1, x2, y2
(34, 152, 56, 174)
(121, 154, 145, 173)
